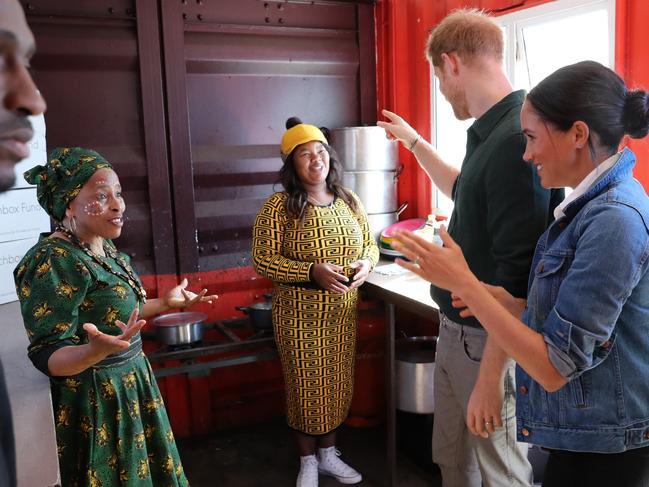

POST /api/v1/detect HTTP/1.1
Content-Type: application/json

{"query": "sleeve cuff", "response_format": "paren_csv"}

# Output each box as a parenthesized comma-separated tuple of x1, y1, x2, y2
(29, 339, 76, 377)
(543, 308, 578, 379)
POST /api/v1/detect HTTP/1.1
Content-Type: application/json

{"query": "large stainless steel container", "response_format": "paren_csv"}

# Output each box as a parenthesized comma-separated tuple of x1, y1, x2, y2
(331, 126, 398, 171)
(367, 212, 397, 242)
(343, 170, 398, 214)
(396, 336, 437, 414)
(367, 203, 408, 242)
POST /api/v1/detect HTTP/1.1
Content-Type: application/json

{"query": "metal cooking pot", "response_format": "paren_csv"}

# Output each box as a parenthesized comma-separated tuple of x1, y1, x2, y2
(151, 311, 208, 346)
(236, 299, 273, 331)
(396, 335, 437, 414)
(330, 126, 398, 171)
(367, 202, 408, 242)
(342, 170, 401, 214)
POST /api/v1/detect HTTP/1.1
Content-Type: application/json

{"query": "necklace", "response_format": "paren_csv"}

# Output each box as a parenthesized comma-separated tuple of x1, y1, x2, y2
(307, 193, 334, 207)
(55, 225, 147, 303)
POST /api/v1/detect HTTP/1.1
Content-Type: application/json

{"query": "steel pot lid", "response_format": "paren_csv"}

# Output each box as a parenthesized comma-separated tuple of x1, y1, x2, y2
(244, 301, 272, 311)
(151, 311, 208, 327)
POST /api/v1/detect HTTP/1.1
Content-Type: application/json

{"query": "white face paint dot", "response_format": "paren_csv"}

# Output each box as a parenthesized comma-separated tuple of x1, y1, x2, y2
(83, 201, 105, 216)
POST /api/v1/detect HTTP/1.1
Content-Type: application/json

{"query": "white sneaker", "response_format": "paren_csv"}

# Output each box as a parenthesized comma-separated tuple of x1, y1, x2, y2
(296, 455, 319, 487)
(317, 447, 362, 484)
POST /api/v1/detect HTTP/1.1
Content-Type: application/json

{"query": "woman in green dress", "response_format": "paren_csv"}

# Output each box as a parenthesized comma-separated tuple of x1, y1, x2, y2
(13, 147, 216, 487)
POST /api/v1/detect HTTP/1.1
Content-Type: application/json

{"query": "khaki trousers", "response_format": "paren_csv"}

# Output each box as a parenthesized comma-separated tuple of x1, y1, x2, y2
(432, 314, 533, 487)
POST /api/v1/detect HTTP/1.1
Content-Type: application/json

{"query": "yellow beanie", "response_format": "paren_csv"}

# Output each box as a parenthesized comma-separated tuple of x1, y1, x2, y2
(280, 123, 328, 156)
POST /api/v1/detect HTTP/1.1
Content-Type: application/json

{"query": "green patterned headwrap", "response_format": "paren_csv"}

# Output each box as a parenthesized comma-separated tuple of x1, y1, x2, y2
(24, 147, 112, 221)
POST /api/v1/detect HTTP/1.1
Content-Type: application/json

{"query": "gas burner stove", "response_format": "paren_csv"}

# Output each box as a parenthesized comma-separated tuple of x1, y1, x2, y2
(146, 318, 277, 378)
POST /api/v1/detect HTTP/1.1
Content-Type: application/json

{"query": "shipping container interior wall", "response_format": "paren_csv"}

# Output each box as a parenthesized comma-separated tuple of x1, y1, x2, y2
(21, 0, 649, 436)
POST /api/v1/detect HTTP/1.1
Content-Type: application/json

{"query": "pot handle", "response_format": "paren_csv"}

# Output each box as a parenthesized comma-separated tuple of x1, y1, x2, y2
(235, 306, 250, 314)
(396, 201, 408, 217)
(263, 293, 272, 301)
(394, 163, 405, 181)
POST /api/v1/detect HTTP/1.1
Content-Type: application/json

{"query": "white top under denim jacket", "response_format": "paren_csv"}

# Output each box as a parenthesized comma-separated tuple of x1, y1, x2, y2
(516, 147, 649, 453)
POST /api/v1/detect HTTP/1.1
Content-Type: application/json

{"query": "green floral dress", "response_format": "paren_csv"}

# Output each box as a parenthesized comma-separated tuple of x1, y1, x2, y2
(14, 236, 189, 487)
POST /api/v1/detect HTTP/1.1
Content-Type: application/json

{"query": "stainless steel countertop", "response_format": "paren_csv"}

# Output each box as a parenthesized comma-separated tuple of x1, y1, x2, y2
(364, 259, 439, 318)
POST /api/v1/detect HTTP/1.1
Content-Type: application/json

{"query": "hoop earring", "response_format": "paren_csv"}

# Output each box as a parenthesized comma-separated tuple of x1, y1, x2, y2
(68, 216, 78, 235)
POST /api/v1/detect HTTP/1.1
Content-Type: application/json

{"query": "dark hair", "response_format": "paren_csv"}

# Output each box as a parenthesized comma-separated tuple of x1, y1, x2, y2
(527, 60, 649, 157)
(279, 117, 359, 221)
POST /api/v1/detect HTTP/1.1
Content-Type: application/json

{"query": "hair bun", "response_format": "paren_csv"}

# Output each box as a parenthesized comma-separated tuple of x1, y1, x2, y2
(286, 117, 303, 130)
(623, 89, 649, 139)
(319, 126, 331, 144)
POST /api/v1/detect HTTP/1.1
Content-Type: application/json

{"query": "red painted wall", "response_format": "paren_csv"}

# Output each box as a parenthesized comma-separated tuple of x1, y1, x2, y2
(376, 0, 649, 214)
(616, 0, 649, 185)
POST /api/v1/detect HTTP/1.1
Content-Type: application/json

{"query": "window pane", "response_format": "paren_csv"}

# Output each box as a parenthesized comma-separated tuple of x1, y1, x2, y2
(433, 76, 472, 215)
(520, 8, 610, 90)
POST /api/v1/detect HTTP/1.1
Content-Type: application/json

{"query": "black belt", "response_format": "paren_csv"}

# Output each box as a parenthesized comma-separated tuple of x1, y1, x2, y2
(92, 334, 142, 368)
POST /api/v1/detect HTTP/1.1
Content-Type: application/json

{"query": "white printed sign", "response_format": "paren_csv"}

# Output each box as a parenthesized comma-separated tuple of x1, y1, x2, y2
(0, 188, 50, 243)
(0, 237, 38, 304)
(0, 112, 48, 303)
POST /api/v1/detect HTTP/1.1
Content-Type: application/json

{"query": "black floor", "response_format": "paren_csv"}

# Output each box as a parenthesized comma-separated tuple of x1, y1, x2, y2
(178, 415, 443, 487)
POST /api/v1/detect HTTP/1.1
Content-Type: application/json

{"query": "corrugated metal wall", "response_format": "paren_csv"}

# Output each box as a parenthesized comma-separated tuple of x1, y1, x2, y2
(24, 0, 376, 284)
(162, 0, 377, 273)
(24, 0, 176, 283)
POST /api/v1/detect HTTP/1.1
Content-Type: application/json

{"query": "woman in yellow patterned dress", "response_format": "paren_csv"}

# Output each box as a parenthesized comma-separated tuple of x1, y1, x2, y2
(13, 147, 216, 486)
(252, 118, 379, 487)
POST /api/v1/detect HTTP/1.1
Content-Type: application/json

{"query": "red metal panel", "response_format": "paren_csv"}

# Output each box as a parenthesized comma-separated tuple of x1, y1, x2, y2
(375, 0, 447, 220)
(618, 0, 649, 189)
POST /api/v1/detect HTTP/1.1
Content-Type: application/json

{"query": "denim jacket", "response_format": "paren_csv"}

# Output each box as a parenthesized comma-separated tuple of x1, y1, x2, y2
(516, 148, 649, 453)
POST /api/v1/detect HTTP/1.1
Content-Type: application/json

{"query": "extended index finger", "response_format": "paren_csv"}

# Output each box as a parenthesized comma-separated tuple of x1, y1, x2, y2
(120, 319, 145, 342)
(380, 108, 402, 123)
(126, 307, 139, 326)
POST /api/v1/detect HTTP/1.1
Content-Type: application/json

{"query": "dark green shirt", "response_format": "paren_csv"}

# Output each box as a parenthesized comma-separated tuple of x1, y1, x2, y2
(432, 90, 563, 327)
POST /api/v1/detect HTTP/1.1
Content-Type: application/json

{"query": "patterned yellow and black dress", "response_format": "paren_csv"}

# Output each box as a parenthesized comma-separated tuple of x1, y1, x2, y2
(14, 236, 188, 487)
(252, 192, 379, 435)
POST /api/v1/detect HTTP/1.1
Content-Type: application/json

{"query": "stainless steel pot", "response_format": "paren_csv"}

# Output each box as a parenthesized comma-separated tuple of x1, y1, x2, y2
(236, 300, 273, 331)
(396, 336, 437, 414)
(342, 170, 400, 214)
(330, 126, 398, 171)
(151, 311, 208, 346)
(367, 202, 408, 241)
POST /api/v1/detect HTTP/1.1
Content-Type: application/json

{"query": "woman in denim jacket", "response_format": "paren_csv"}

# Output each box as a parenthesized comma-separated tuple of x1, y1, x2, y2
(391, 61, 649, 486)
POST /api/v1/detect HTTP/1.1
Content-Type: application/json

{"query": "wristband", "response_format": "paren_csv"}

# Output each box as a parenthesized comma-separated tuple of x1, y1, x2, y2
(408, 134, 421, 152)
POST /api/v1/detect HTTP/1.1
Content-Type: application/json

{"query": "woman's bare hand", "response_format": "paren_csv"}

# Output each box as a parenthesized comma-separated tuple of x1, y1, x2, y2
(83, 307, 145, 360)
(311, 263, 350, 293)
